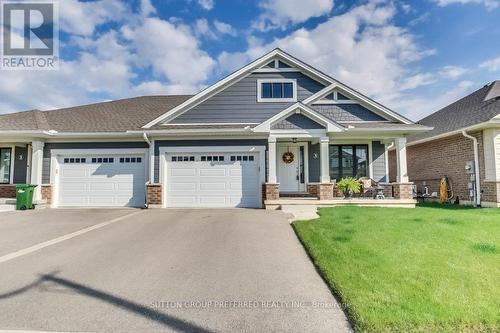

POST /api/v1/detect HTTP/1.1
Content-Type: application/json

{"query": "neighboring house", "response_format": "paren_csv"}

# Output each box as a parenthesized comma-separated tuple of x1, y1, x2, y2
(389, 81, 500, 207)
(0, 49, 429, 209)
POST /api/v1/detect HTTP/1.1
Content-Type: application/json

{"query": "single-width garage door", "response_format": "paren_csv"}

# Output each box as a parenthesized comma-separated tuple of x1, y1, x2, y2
(166, 152, 261, 208)
(58, 154, 146, 207)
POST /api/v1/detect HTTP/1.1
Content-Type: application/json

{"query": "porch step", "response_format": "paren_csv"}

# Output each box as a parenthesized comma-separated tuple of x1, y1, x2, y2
(279, 192, 316, 198)
(0, 204, 16, 212)
(0, 198, 16, 205)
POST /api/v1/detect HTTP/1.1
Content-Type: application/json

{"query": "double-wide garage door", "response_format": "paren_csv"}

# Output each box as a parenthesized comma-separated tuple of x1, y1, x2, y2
(58, 153, 146, 207)
(166, 152, 261, 208)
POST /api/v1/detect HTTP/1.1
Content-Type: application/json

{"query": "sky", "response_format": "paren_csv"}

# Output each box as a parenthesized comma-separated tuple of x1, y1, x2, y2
(1, 0, 500, 121)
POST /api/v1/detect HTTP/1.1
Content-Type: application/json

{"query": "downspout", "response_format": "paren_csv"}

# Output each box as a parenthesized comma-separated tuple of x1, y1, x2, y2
(462, 131, 481, 207)
(143, 133, 152, 208)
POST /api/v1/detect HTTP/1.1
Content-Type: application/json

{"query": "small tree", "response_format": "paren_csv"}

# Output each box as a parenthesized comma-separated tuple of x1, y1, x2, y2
(336, 177, 361, 198)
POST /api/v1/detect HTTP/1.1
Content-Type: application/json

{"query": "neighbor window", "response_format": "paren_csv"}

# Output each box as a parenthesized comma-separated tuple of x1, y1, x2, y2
(258, 80, 296, 102)
(0, 148, 12, 184)
(329, 145, 368, 181)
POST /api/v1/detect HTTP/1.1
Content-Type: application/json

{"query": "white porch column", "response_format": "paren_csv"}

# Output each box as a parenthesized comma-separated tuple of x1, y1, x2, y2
(30, 141, 44, 202)
(268, 136, 277, 183)
(395, 137, 409, 183)
(320, 136, 330, 183)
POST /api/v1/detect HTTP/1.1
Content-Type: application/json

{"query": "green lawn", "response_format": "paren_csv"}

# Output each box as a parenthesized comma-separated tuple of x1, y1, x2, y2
(292, 204, 500, 333)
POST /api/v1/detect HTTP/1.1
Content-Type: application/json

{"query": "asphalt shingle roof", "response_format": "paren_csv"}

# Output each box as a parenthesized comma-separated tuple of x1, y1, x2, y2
(0, 95, 192, 132)
(410, 81, 500, 142)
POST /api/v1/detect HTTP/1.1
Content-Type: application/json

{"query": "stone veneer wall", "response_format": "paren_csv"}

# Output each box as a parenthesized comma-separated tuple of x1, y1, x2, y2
(41, 185, 52, 204)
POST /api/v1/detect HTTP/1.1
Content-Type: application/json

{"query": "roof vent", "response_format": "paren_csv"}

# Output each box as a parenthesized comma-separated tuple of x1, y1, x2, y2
(484, 81, 500, 101)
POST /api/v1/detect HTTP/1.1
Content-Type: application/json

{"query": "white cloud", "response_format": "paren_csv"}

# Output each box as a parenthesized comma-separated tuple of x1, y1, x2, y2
(194, 18, 218, 39)
(393, 80, 475, 120)
(0, 1, 216, 113)
(60, 0, 128, 36)
(122, 17, 215, 88)
(197, 0, 214, 10)
(439, 65, 468, 78)
(400, 73, 436, 91)
(479, 56, 500, 71)
(214, 20, 237, 36)
(433, 0, 499, 10)
(254, 0, 334, 31)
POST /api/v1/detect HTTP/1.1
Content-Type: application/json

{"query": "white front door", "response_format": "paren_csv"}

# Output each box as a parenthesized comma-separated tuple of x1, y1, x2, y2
(278, 145, 300, 192)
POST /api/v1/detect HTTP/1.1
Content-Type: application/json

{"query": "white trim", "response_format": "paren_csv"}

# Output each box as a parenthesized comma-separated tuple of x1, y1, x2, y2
(149, 139, 155, 184)
(159, 145, 266, 208)
(276, 142, 309, 191)
(257, 78, 297, 103)
(405, 120, 500, 147)
(0, 145, 15, 184)
(253, 68, 301, 73)
(328, 140, 374, 180)
(160, 122, 259, 126)
(143, 48, 407, 128)
(253, 102, 344, 133)
(312, 100, 359, 105)
(50, 148, 149, 208)
(303, 83, 413, 124)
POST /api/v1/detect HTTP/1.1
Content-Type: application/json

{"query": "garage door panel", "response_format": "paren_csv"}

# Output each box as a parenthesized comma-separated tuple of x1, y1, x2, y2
(199, 168, 226, 177)
(58, 153, 145, 208)
(166, 152, 261, 208)
(171, 168, 197, 177)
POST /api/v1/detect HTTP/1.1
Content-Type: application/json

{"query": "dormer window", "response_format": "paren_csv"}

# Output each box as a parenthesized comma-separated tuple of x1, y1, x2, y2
(257, 79, 297, 102)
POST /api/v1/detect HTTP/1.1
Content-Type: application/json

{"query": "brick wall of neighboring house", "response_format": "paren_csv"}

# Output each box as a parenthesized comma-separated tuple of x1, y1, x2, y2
(0, 185, 16, 198)
(389, 131, 499, 204)
(146, 184, 162, 206)
(41, 185, 52, 204)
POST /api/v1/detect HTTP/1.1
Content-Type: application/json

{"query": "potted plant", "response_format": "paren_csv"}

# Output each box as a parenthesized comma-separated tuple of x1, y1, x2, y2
(336, 177, 361, 199)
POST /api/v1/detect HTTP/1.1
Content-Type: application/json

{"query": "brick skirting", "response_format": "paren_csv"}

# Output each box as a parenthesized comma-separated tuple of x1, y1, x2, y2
(147, 184, 162, 206)
(263, 183, 279, 201)
(0, 185, 16, 198)
(41, 185, 52, 204)
(393, 183, 414, 200)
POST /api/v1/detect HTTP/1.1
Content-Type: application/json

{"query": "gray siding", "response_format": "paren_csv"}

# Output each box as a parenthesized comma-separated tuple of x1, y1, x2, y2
(308, 142, 320, 183)
(372, 141, 387, 182)
(154, 139, 268, 183)
(272, 114, 324, 130)
(171, 72, 325, 124)
(13, 146, 28, 184)
(42, 142, 148, 184)
(311, 104, 386, 122)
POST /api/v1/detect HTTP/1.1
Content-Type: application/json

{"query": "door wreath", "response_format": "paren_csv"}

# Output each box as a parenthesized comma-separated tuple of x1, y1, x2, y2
(282, 151, 295, 164)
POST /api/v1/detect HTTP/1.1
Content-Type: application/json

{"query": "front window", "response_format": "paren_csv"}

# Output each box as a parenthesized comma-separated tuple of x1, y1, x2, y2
(258, 79, 296, 102)
(0, 148, 12, 184)
(329, 145, 368, 181)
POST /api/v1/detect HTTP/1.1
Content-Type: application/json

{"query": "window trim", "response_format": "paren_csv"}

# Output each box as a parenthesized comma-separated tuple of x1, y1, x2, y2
(329, 144, 370, 181)
(257, 79, 297, 103)
(0, 147, 13, 184)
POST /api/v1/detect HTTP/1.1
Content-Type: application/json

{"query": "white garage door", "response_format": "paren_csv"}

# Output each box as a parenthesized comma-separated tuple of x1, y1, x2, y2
(58, 154, 146, 207)
(166, 152, 261, 208)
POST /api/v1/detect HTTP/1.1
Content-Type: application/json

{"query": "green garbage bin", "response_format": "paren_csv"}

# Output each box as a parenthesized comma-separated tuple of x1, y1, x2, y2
(16, 184, 37, 210)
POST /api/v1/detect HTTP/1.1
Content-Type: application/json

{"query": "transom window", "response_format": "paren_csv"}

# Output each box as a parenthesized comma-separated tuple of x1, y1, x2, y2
(230, 155, 255, 162)
(119, 157, 142, 163)
(90, 157, 114, 164)
(0, 148, 12, 184)
(201, 155, 224, 162)
(171, 156, 195, 162)
(257, 79, 296, 102)
(64, 157, 87, 164)
(329, 145, 368, 181)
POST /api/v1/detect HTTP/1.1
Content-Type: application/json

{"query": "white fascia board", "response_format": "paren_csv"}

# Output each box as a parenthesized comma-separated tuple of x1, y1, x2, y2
(303, 83, 413, 125)
(253, 102, 344, 133)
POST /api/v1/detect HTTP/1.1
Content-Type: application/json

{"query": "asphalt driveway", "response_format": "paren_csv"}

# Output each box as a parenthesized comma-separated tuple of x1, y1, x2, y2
(0, 208, 350, 332)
